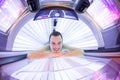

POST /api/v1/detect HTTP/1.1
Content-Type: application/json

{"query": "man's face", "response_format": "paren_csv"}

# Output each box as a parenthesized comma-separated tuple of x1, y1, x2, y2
(50, 35, 63, 53)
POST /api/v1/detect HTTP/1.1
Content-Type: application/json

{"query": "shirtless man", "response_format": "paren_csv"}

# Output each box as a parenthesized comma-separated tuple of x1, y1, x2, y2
(27, 31, 84, 59)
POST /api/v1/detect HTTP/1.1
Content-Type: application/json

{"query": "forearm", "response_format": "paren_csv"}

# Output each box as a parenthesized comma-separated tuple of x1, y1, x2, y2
(27, 53, 52, 59)
(64, 50, 84, 57)
(27, 52, 65, 59)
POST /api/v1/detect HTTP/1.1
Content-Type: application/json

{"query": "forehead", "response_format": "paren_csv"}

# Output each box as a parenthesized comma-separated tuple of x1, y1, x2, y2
(50, 35, 62, 42)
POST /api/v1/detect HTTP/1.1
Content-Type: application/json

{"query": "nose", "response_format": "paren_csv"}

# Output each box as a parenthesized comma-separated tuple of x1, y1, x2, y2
(55, 44, 59, 48)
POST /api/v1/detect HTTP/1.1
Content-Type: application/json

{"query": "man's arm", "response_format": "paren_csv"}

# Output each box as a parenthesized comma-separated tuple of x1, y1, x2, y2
(27, 52, 65, 59)
(63, 45, 84, 57)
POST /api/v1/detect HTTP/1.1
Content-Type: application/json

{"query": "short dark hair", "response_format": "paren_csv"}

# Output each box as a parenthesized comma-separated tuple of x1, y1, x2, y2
(49, 31, 63, 42)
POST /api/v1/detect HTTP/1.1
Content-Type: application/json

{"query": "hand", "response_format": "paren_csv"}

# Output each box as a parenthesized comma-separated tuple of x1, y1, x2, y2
(50, 52, 65, 58)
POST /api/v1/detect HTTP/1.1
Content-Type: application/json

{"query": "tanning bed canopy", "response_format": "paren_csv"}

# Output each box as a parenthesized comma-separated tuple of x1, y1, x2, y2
(34, 6, 78, 20)
(26, 0, 92, 20)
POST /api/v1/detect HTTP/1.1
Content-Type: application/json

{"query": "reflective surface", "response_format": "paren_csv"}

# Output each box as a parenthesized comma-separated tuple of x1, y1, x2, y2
(0, 0, 26, 32)
(87, 0, 120, 29)
(11, 56, 120, 80)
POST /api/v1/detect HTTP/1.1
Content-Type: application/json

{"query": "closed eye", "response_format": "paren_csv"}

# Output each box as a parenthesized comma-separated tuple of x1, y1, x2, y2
(52, 42, 55, 45)
(58, 42, 61, 45)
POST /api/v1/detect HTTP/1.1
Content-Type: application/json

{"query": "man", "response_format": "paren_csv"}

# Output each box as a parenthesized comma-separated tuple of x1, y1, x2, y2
(27, 31, 84, 59)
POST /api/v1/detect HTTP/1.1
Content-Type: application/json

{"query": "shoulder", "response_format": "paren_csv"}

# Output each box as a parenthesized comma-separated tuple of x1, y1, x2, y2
(62, 44, 75, 50)
(35, 44, 50, 52)
(62, 44, 84, 51)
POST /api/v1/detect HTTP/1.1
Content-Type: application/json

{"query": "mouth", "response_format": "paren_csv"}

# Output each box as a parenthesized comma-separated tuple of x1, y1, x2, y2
(53, 49, 60, 52)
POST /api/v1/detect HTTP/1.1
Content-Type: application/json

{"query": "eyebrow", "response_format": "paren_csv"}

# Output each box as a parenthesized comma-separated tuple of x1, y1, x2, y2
(51, 41, 61, 44)
(58, 41, 61, 44)
(52, 42, 55, 44)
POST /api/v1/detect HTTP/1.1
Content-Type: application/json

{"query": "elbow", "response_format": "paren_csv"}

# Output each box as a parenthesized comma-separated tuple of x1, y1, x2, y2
(80, 50, 84, 55)
(77, 50, 84, 56)
(27, 53, 33, 59)
(27, 54, 30, 59)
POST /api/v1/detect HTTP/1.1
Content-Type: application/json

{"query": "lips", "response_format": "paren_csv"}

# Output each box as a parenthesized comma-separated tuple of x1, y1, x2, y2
(53, 48, 60, 52)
